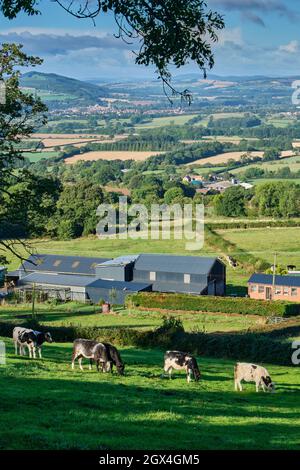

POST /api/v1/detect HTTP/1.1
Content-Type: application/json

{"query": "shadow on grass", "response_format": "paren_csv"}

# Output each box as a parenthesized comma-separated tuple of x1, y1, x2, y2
(0, 364, 299, 450)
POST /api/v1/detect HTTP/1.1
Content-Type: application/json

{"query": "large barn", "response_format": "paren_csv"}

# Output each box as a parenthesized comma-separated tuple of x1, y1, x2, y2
(7, 253, 226, 304)
(132, 254, 226, 295)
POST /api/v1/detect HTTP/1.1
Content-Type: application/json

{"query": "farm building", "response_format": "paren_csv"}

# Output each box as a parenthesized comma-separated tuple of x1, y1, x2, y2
(15, 253, 111, 278)
(7, 253, 226, 303)
(132, 254, 226, 296)
(17, 273, 152, 303)
(248, 273, 300, 302)
(0, 267, 6, 287)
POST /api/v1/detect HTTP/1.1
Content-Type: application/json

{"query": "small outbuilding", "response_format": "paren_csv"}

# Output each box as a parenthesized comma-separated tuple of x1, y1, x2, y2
(248, 273, 300, 302)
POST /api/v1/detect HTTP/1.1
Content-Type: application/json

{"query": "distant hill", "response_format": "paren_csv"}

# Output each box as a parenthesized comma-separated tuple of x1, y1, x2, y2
(20, 72, 107, 102)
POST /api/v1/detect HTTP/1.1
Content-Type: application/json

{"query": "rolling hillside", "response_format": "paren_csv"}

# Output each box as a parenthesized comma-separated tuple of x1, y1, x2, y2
(20, 72, 107, 103)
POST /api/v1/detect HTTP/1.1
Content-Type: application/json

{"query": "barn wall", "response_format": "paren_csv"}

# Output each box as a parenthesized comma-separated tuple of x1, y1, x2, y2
(133, 269, 208, 294)
(95, 265, 133, 282)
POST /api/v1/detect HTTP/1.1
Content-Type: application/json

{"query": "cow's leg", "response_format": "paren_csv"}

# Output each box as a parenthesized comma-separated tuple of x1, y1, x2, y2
(168, 367, 173, 379)
(89, 359, 93, 370)
(71, 352, 78, 370)
(255, 381, 260, 392)
(32, 345, 36, 359)
(19, 344, 23, 356)
(14, 341, 18, 355)
(78, 357, 84, 371)
(260, 380, 266, 392)
(28, 345, 32, 358)
(186, 367, 192, 383)
(235, 380, 242, 391)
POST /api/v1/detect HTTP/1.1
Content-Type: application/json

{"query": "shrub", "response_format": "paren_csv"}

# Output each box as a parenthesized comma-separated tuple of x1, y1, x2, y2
(127, 292, 300, 317)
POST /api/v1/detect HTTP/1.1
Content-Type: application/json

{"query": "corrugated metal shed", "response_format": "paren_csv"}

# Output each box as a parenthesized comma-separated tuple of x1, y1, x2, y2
(248, 273, 300, 288)
(20, 254, 111, 276)
(86, 279, 152, 304)
(19, 272, 93, 287)
(134, 254, 220, 274)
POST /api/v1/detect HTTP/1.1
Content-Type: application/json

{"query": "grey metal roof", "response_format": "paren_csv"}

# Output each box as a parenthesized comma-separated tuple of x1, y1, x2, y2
(87, 279, 152, 291)
(134, 254, 220, 275)
(248, 273, 300, 288)
(96, 255, 140, 267)
(20, 254, 111, 276)
(7, 270, 21, 277)
(19, 272, 94, 288)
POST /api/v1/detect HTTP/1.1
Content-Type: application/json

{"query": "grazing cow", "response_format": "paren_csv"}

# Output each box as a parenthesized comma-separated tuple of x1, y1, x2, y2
(13, 327, 52, 358)
(163, 350, 201, 383)
(234, 362, 275, 392)
(71, 339, 125, 375)
(96, 342, 125, 375)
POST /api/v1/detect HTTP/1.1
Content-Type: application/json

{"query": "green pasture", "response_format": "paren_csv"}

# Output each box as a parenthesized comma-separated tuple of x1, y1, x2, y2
(0, 339, 299, 450)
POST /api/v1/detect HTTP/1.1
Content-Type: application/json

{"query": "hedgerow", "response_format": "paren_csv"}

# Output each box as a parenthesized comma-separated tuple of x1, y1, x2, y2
(0, 315, 297, 366)
(127, 292, 300, 317)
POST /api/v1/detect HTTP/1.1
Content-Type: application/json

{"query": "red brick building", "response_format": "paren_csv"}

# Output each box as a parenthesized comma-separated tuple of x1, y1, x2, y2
(248, 273, 300, 302)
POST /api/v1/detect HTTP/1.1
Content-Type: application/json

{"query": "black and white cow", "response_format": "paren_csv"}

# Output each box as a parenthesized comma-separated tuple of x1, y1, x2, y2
(71, 339, 125, 375)
(234, 362, 275, 392)
(13, 327, 52, 358)
(163, 350, 201, 383)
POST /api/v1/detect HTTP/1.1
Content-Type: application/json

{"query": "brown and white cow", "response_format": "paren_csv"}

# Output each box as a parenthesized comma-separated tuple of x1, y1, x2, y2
(163, 350, 201, 383)
(234, 362, 275, 392)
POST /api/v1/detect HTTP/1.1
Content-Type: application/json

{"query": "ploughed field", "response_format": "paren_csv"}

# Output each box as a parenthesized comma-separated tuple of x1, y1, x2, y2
(0, 339, 299, 450)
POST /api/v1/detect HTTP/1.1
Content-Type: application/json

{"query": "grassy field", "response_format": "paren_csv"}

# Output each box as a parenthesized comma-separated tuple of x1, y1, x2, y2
(230, 156, 300, 175)
(219, 227, 300, 268)
(23, 151, 60, 162)
(135, 114, 197, 129)
(0, 303, 262, 332)
(250, 178, 300, 186)
(1, 339, 299, 450)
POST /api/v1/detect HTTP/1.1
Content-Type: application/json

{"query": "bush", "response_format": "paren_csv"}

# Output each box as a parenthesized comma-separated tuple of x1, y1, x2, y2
(127, 292, 300, 317)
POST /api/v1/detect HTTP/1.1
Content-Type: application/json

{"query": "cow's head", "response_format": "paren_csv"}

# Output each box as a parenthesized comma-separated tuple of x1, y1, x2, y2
(116, 362, 125, 376)
(188, 358, 201, 382)
(262, 376, 275, 392)
(44, 332, 53, 343)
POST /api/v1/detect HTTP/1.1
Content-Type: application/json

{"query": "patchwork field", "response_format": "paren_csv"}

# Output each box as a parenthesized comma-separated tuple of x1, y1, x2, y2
(64, 150, 164, 163)
(0, 339, 299, 450)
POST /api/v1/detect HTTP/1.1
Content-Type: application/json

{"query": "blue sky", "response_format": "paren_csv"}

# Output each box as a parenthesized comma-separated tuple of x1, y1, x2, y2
(0, 0, 300, 80)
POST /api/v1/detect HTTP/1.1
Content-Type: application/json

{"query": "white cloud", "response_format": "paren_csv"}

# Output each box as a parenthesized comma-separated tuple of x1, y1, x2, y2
(279, 40, 299, 54)
(216, 27, 244, 47)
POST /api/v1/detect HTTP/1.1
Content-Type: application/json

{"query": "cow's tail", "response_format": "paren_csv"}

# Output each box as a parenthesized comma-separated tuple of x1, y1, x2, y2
(234, 364, 238, 380)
